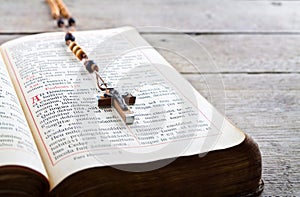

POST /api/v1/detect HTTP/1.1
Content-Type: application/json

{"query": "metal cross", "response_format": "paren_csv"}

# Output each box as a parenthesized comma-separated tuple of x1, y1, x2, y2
(98, 88, 136, 124)
(84, 60, 136, 124)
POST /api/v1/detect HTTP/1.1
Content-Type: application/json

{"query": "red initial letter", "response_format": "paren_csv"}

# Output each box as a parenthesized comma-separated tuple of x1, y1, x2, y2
(32, 95, 41, 104)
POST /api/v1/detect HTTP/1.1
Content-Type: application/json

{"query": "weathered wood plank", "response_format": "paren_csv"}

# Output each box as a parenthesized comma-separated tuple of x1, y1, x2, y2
(143, 34, 300, 73)
(1, 0, 300, 33)
(184, 73, 300, 196)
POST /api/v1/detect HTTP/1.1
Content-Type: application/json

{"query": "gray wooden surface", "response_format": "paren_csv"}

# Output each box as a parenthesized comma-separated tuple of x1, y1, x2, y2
(0, 0, 299, 196)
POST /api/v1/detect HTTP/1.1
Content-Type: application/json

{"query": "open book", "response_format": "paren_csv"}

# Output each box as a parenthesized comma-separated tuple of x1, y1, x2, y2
(0, 27, 263, 196)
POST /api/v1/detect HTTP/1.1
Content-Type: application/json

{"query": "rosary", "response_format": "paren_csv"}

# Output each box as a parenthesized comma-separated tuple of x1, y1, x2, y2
(46, 0, 136, 124)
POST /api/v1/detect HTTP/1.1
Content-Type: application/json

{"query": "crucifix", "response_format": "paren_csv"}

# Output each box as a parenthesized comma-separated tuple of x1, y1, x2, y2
(84, 59, 136, 125)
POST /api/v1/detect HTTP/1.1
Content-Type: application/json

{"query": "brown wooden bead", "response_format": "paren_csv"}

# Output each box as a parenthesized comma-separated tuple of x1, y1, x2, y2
(75, 49, 87, 60)
(72, 45, 81, 54)
(68, 42, 77, 50)
(68, 41, 88, 60)
(46, 0, 60, 19)
(67, 40, 88, 61)
(55, 0, 71, 18)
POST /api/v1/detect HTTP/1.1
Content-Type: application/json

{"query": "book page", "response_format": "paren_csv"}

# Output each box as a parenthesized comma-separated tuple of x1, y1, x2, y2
(0, 54, 47, 177)
(1, 27, 244, 189)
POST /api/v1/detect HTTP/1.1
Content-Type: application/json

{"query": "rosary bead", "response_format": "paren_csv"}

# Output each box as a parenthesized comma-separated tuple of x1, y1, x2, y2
(69, 41, 77, 50)
(67, 41, 88, 60)
(72, 45, 81, 54)
(56, 0, 71, 18)
(84, 60, 99, 73)
(57, 18, 64, 28)
(65, 32, 75, 42)
(68, 17, 76, 26)
(75, 49, 87, 60)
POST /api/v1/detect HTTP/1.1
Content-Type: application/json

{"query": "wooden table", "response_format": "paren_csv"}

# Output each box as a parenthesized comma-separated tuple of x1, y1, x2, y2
(1, 0, 299, 195)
